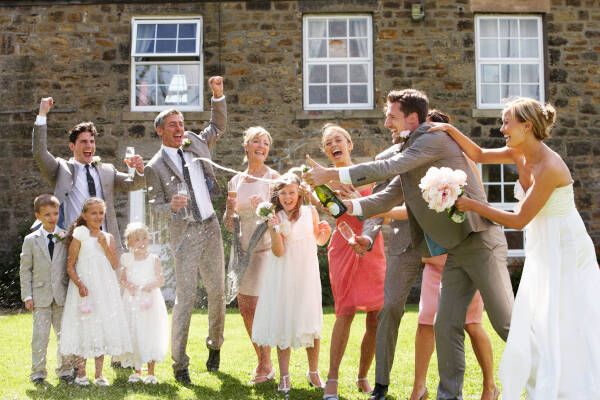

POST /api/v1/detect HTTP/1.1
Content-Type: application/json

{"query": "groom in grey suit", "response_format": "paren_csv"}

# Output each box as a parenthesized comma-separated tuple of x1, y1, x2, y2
(145, 76, 226, 383)
(305, 89, 514, 399)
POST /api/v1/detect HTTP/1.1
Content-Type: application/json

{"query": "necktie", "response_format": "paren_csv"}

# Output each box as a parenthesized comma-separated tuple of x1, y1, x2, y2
(85, 164, 96, 197)
(177, 149, 202, 221)
(47, 233, 54, 260)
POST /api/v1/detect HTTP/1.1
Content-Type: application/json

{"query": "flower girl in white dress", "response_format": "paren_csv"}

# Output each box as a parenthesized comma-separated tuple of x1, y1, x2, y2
(251, 174, 332, 394)
(60, 198, 132, 386)
(119, 222, 169, 384)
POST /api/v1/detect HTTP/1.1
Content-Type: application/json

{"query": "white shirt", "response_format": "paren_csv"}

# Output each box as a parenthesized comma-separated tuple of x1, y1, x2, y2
(67, 160, 106, 231)
(162, 145, 215, 220)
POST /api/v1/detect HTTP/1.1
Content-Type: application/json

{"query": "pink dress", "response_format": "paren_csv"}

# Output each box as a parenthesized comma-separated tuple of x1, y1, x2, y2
(418, 254, 484, 325)
(327, 188, 386, 316)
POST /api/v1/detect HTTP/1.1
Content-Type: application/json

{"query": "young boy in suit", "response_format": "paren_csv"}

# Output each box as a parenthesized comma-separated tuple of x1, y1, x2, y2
(20, 194, 73, 384)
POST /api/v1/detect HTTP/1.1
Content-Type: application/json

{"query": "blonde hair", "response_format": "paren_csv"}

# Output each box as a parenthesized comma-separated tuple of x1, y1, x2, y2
(503, 97, 556, 140)
(321, 123, 353, 149)
(243, 126, 273, 163)
(124, 222, 151, 242)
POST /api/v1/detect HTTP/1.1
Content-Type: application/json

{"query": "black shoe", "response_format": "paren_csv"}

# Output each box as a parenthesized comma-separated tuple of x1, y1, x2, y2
(32, 378, 46, 385)
(174, 368, 191, 384)
(59, 374, 74, 383)
(206, 349, 220, 372)
(111, 361, 123, 369)
(369, 383, 388, 400)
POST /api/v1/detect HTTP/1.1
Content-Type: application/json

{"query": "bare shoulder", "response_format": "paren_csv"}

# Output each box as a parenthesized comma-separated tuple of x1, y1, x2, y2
(537, 148, 572, 187)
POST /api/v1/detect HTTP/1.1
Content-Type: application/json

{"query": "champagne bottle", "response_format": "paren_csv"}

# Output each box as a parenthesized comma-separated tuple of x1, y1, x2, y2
(300, 164, 347, 218)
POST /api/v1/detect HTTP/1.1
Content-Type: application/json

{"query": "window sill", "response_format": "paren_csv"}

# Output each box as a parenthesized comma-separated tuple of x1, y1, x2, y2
(471, 109, 502, 118)
(122, 111, 211, 122)
(295, 109, 383, 120)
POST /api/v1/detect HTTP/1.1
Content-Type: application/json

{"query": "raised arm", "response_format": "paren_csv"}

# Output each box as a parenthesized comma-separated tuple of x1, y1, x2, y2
(32, 97, 60, 185)
(429, 123, 516, 164)
(200, 76, 227, 148)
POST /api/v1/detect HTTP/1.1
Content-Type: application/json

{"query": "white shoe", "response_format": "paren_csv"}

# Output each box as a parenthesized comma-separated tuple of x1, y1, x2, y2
(128, 373, 142, 383)
(144, 375, 158, 384)
(74, 376, 90, 386)
(94, 376, 109, 386)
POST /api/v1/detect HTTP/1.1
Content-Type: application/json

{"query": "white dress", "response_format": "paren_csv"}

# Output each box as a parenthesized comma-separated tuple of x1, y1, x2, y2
(251, 206, 323, 349)
(499, 182, 600, 399)
(118, 253, 169, 369)
(60, 226, 132, 358)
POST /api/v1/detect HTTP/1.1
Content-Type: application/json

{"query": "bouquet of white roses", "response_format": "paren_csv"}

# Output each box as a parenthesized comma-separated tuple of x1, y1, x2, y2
(255, 201, 291, 235)
(419, 166, 468, 223)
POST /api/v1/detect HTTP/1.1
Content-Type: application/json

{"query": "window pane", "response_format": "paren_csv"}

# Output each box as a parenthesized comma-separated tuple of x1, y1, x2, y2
(308, 39, 327, 58)
(481, 64, 499, 83)
(180, 65, 199, 84)
(329, 39, 347, 57)
(350, 64, 367, 82)
(521, 64, 539, 83)
(350, 85, 368, 103)
(157, 24, 177, 38)
(330, 64, 347, 83)
(485, 184, 502, 202)
(308, 20, 326, 38)
(136, 64, 156, 84)
(483, 164, 501, 182)
(479, 19, 497, 37)
(520, 19, 538, 37)
(309, 85, 327, 104)
(157, 65, 177, 85)
(156, 39, 176, 53)
(500, 39, 518, 57)
(520, 39, 538, 58)
(330, 85, 348, 103)
(505, 230, 524, 250)
(480, 39, 498, 58)
(329, 20, 347, 37)
(179, 24, 196, 38)
(178, 39, 196, 53)
(501, 64, 519, 83)
(349, 38, 368, 57)
(136, 39, 155, 54)
(308, 65, 327, 83)
(137, 24, 155, 39)
(504, 164, 519, 182)
(136, 85, 156, 106)
(157, 85, 169, 105)
(349, 19, 367, 37)
(501, 84, 520, 98)
(504, 184, 517, 203)
(499, 19, 518, 37)
(481, 84, 500, 104)
(522, 84, 540, 100)
(185, 85, 200, 105)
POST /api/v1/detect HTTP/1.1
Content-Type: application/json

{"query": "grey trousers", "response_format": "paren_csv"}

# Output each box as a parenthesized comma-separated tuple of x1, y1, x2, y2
(171, 217, 225, 372)
(435, 226, 514, 400)
(375, 248, 423, 386)
(31, 300, 73, 380)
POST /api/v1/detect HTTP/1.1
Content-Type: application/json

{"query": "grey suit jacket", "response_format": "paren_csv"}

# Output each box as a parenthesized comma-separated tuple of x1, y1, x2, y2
(20, 228, 68, 307)
(32, 125, 145, 252)
(350, 123, 493, 252)
(145, 98, 227, 250)
(361, 143, 411, 256)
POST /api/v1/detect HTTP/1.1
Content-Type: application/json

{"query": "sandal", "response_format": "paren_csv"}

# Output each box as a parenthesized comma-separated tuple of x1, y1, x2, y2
(74, 376, 90, 386)
(128, 373, 142, 383)
(278, 375, 291, 394)
(323, 378, 339, 399)
(94, 376, 109, 386)
(249, 369, 275, 384)
(356, 377, 372, 394)
(144, 375, 159, 384)
(306, 370, 325, 389)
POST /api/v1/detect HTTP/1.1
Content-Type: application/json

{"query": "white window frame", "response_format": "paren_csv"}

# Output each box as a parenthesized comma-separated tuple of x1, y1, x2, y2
(302, 14, 374, 110)
(475, 15, 544, 109)
(478, 163, 525, 257)
(130, 17, 204, 112)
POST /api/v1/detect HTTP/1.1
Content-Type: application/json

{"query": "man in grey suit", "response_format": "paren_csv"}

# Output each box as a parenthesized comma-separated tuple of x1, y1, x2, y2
(33, 97, 145, 253)
(305, 89, 514, 400)
(144, 76, 226, 384)
(351, 132, 424, 400)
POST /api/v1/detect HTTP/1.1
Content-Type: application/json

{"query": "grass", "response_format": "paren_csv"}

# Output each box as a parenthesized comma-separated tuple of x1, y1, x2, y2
(0, 306, 506, 400)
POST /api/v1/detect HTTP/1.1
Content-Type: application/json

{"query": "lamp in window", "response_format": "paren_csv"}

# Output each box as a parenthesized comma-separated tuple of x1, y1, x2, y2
(165, 74, 188, 104)
(411, 2, 425, 22)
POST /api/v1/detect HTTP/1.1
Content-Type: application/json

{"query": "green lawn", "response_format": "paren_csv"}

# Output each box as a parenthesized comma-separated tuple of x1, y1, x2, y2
(0, 306, 506, 399)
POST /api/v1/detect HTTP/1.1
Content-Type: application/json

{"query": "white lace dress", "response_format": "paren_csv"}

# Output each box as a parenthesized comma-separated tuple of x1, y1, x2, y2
(60, 226, 132, 358)
(117, 253, 169, 369)
(251, 206, 323, 349)
(499, 182, 600, 399)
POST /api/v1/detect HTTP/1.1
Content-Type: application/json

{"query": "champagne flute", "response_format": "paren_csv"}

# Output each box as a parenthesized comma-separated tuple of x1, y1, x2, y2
(227, 179, 238, 199)
(338, 221, 356, 245)
(124, 146, 135, 181)
(177, 182, 190, 220)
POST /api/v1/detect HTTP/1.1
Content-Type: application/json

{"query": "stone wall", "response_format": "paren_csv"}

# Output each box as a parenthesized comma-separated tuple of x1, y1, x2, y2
(0, 0, 598, 261)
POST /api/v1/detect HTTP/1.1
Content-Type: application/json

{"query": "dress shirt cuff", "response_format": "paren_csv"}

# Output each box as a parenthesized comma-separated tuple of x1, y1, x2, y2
(339, 167, 352, 185)
(350, 199, 363, 216)
(212, 95, 226, 102)
(135, 169, 144, 177)
(364, 236, 374, 246)
(24, 296, 32, 302)
(35, 115, 47, 126)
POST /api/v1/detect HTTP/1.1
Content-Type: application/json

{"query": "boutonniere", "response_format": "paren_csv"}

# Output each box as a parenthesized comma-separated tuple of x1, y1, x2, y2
(182, 138, 192, 148)
(53, 232, 66, 241)
(92, 156, 102, 165)
(398, 130, 411, 142)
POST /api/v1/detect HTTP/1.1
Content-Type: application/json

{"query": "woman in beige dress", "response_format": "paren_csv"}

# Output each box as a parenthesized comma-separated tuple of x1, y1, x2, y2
(224, 127, 280, 383)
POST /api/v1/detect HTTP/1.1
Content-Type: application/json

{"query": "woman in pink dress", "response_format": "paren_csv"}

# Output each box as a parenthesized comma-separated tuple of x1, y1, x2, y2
(320, 124, 386, 399)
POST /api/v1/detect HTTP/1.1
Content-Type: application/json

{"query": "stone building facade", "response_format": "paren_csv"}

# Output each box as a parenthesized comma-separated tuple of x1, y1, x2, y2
(0, 0, 598, 264)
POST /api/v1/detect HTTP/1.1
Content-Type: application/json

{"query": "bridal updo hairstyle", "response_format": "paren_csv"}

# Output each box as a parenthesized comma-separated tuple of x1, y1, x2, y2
(503, 97, 556, 141)
(270, 173, 303, 223)
(242, 126, 273, 163)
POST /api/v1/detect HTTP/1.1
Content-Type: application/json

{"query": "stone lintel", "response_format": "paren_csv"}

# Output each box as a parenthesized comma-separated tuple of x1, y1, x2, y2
(471, 108, 502, 118)
(295, 109, 383, 120)
(121, 111, 211, 122)
(470, 0, 550, 13)
(300, 0, 378, 13)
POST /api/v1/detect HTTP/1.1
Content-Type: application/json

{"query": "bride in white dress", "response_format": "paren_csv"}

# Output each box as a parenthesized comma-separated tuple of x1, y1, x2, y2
(432, 97, 600, 399)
